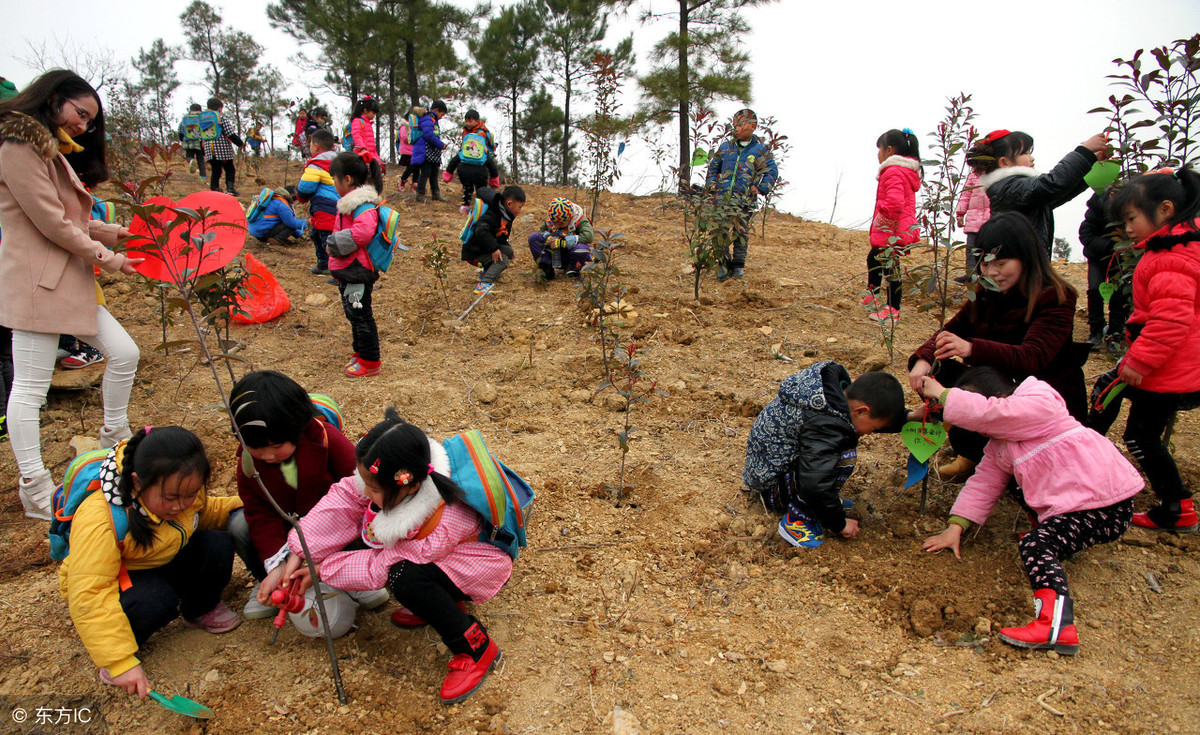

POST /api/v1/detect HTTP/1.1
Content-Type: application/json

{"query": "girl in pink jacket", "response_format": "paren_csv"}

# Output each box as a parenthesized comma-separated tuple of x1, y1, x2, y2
(865, 128, 922, 323)
(954, 170, 991, 282)
(325, 152, 384, 377)
(262, 409, 512, 704)
(921, 368, 1143, 655)
(349, 97, 380, 166)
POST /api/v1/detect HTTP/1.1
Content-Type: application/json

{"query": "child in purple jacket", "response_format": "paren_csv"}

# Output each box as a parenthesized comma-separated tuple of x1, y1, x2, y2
(920, 367, 1142, 656)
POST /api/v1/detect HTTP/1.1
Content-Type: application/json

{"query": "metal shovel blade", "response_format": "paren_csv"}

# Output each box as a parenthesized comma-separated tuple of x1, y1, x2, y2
(149, 690, 213, 719)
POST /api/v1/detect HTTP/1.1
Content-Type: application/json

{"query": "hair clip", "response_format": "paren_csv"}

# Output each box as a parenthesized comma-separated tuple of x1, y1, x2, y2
(982, 129, 1011, 144)
(357, 151, 372, 166)
(395, 469, 413, 486)
(901, 127, 914, 136)
(1147, 166, 1176, 176)
(369, 459, 381, 474)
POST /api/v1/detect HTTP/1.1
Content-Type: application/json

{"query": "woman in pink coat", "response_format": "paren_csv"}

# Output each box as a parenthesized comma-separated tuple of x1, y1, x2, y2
(921, 368, 1142, 655)
(0, 71, 143, 520)
(955, 170, 991, 282)
(262, 409, 511, 704)
(865, 128, 922, 323)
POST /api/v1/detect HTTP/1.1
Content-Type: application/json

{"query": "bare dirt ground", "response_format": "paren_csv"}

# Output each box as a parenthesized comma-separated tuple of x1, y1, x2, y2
(0, 156, 1196, 734)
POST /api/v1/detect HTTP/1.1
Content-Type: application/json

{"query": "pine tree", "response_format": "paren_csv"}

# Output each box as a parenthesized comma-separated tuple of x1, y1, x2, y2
(538, 0, 632, 185)
(217, 31, 265, 136)
(131, 39, 180, 145)
(519, 87, 567, 185)
(637, 0, 776, 189)
(179, 0, 226, 95)
(469, 1, 541, 182)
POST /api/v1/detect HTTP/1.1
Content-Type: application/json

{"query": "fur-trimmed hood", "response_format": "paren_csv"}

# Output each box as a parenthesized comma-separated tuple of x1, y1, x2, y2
(878, 155, 921, 177)
(980, 166, 1040, 190)
(335, 185, 382, 215)
(0, 112, 59, 161)
(357, 438, 450, 546)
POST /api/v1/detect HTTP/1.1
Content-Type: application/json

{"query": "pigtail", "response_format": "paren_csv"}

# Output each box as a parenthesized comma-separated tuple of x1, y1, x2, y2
(1109, 165, 1200, 243)
(117, 428, 155, 549)
(367, 157, 384, 194)
(966, 139, 998, 175)
(1175, 166, 1200, 225)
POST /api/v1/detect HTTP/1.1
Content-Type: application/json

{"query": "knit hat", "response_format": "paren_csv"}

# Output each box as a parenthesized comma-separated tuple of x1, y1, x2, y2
(732, 108, 757, 126)
(547, 198, 573, 229)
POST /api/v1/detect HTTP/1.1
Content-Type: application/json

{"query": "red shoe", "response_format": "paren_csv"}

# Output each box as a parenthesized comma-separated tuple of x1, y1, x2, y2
(391, 601, 466, 628)
(345, 352, 360, 368)
(345, 358, 381, 377)
(439, 622, 501, 703)
(1132, 498, 1198, 532)
(998, 589, 1079, 655)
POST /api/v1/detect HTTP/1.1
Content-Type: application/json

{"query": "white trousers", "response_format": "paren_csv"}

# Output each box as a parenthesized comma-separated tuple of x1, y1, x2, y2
(7, 306, 139, 480)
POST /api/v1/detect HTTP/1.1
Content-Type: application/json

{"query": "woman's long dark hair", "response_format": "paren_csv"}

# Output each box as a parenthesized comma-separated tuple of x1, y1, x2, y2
(117, 427, 212, 549)
(355, 408, 460, 511)
(972, 212, 1075, 322)
(0, 70, 108, 186)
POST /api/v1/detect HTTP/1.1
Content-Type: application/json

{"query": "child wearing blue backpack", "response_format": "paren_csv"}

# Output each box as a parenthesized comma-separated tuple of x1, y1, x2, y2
(442, 110, 500, 213)
(56, 426, 244, 699)
(326, 152, 385, 377)
(201, 97, 244, 196)
(247, 186, 308, 245)
(461, 185, 525, 294)
(261, 408, 527, 704)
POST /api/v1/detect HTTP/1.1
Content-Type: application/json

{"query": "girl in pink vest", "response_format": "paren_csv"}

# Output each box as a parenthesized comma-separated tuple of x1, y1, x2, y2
(921, 367, 1143, 655)
(955, 170, 991, 282)
(865, 128, 922, 323)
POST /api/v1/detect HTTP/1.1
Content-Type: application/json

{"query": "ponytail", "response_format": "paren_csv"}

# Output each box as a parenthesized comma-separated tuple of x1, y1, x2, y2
(876, 128, 920, 159)
(330, 151, 384, 195)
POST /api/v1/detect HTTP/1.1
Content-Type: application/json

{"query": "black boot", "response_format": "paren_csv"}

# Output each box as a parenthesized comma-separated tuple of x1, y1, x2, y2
(1087, 326, 1105, 351)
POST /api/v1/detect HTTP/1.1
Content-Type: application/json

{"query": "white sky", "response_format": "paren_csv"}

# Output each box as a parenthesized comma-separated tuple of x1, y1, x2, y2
(5, 0, 1198, 258)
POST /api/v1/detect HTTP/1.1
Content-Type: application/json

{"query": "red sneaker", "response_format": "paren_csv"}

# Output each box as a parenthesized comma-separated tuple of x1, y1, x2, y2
(1132, 499, 1198, 532)
(345, 358, 381, 377)
(440, 628, 501, 704)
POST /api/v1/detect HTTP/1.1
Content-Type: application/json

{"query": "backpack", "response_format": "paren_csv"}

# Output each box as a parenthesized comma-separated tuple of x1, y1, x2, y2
(458, 197, 488, 246)
(181, 113, 202, 142)
(407, 113, 422, 145)
(459, 131, 489, 165)
(246, 188, 275, 223)
(308, 393, 343, 431)
(198, 110, 222, 141)
(91, 196, 116, 223)
(441, 430, 534, 559)
(342, 122, 354, 152)
(48, 449, 132, 588)
(351, 202, 408, 272)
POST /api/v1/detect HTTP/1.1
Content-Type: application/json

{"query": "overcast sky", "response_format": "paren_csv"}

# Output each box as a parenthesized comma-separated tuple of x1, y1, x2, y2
(6, 0, 1198, 257)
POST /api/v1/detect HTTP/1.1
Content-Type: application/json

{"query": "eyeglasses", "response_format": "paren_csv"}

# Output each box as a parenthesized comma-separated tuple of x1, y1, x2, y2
(69, 102, 96, 133)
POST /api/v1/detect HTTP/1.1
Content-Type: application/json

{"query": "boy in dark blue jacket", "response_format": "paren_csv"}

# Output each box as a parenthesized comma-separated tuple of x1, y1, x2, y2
(743, 362, 905, 548)
(249, 187, 307, 245)
(461, 186, 525, 294)
(705, 108, 779, 280)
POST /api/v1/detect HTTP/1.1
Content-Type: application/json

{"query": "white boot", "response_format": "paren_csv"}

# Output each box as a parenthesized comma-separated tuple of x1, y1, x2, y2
(346, 588, 390, 610)
(99, 425, 133, 449)
(18, 472, 54, 521)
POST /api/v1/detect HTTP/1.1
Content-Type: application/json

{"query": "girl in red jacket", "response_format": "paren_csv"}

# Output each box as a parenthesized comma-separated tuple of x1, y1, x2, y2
(1107, 166, 1200, 532)
(865, 128, 922, 323)
(349, 97, 381, 166)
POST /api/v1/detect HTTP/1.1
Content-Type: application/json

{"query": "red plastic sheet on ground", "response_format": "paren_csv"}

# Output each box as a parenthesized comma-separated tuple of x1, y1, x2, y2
(232, 253, 290, 324)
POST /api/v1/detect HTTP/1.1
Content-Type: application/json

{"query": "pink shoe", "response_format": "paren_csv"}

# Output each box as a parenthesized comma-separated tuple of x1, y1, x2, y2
(869, 306, 901, 323)
(183, 602, 242, 634)
(459, 205, 469, 214)
(98, 668, 118, 686)
(860, 294, 878, 307)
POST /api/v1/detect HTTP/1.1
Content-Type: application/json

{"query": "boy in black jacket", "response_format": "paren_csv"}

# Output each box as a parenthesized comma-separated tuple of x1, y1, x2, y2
(1078, 191, 1129, 351)
(743, 362, 906, 548)
(461, 185, 525, 294)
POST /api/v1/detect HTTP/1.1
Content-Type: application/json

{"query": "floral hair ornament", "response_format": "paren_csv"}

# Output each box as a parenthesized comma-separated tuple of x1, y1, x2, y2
(982, 129, 1011, 144)
(395, 469, 413, 486)
(901, 127, 914, 136)
(357, 150, 373, 166)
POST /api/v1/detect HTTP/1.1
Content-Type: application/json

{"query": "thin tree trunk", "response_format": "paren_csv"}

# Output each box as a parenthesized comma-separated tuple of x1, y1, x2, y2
(405, 40, 419, 107)
(677, 0, 690, 191)
(509, 88, 520, 182)
(561, 62, 572, 186)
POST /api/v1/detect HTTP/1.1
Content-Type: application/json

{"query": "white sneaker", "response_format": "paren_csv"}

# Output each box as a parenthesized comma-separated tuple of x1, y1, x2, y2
(345, 588, 390, 610)
(19, 472, 54, 521)
(243, 592, 276, 620)
(100, 425, 133, 448)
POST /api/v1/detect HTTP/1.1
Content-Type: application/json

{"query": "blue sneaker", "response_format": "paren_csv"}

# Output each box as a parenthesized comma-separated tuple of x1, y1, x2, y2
(474, 281, 495, 295)
(842, 497, 853, 511)
(778, 510, 824, 548)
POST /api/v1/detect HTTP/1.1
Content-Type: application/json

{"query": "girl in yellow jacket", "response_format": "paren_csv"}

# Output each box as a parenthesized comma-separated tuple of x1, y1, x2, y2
(58, 426, 243, 699)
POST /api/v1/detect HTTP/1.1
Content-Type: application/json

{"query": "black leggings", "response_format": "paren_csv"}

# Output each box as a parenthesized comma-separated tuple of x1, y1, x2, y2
(866, 248, 902, 310)
(336, 278, 378, 362)
(1017, 498, 1132, 595)
(209, 159, 235, 191)
(119, 530, 235, 644)
(1124, 388, 1197, 522)
(387, 561, 471, 645)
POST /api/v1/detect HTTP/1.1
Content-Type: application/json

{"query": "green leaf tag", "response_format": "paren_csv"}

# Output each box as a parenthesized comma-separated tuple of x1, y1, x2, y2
(901, 421, 947, 464)
(1098, 282, 1116, 303)
(690, 148, 709, 167)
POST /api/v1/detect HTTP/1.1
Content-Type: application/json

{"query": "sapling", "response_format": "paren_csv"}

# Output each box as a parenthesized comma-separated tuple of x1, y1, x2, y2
(600, 340, 664, 502)
(576, 229, 625, 381)
(421, 234, 453, 313)
(114, 185, 349, 704)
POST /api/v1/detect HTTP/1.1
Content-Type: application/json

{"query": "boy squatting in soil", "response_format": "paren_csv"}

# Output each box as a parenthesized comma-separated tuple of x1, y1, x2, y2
(742, 361, 907, 548)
